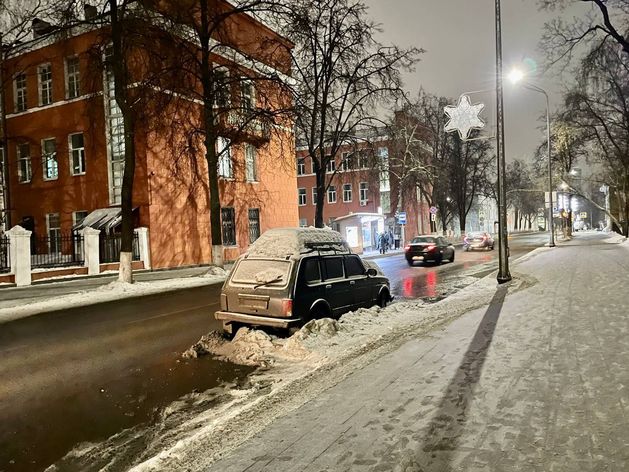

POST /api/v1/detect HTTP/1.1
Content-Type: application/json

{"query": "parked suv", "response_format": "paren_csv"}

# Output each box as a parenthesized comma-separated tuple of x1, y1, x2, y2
(215, 228, 392, 334)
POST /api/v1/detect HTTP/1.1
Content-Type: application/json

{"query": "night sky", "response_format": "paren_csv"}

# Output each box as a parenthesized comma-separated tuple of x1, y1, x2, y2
(364, 0, 590, 164)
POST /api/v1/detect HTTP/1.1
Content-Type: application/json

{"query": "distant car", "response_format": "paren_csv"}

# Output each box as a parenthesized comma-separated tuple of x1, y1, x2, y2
(404, 235, 455, 266)
(215, 228, 392, 335)
(463, 231, 495, 251)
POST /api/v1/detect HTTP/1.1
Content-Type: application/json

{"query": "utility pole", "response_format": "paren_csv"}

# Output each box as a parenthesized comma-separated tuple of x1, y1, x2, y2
(495, 0, 511, 283)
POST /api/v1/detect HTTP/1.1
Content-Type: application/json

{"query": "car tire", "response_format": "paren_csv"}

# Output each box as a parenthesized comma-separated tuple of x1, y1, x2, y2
(378, 291, 390, 308)
(465, 247, 469, 252)
(406, 259, 414, 267)
(491, 245, 495, 250)
(449, 251, 455, 262)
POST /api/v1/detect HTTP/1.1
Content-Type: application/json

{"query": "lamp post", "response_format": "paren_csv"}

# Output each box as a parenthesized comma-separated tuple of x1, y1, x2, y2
(508, 70, 556, 247)
(495, 0, 512, 283)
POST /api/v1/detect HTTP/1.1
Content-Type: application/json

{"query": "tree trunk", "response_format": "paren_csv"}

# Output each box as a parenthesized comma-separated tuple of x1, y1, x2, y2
(111, 0, 136, 284)
(314, 164, 326, 228)
(0, 34, 11, 231)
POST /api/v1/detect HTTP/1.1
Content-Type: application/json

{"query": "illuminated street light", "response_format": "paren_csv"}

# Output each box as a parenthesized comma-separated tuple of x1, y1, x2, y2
(509, 68, 555, 248)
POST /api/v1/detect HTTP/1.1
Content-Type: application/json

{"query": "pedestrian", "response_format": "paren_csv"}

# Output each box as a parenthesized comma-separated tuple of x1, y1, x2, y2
(379, 232, 387, 254)
(394, 232, 400, 250)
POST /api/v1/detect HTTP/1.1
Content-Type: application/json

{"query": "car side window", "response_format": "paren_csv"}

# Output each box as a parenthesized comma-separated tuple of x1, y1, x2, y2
(323, 257, 344, 280)
(438, 237, 447, 246)
(304, 258, 321, 284)
(344, 255, 365, 278)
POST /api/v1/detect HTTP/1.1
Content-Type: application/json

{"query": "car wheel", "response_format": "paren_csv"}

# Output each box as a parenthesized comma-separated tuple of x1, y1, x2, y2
(406, 259, 414, 267)
(491, 245, 495, 250)
(449, 251, 455, 262)
(436, 254, 443, 265)
(378, 291, 390, 308)
(465, 247, 469, 252)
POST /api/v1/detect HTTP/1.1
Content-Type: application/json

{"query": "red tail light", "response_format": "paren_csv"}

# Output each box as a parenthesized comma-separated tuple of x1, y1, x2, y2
(426, 245, 436, 251)
(282, 299, 293, 317)
(483, 235, 488, 241)
(404, 245, 411, 251)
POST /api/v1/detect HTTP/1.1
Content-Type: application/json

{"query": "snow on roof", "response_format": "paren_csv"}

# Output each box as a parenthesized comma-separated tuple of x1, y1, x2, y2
(245, 227, 347, 259)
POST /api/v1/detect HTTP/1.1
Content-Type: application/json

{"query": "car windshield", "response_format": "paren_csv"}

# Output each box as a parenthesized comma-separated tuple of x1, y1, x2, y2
(411, 237, 435, 244)
(231, 259, 291, 287)
(468, 232, 484, 238)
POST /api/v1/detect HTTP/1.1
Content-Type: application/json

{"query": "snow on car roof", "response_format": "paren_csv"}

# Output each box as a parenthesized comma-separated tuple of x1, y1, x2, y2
(245, 227, 347, 259)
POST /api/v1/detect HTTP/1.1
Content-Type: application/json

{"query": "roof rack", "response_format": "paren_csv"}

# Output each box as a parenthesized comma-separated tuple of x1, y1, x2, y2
(302, 241, 351, 256)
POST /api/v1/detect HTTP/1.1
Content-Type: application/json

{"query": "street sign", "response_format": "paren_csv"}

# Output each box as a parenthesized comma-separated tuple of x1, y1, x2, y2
(479, 210, 486, 218)
(579, 212, 588, 218)
(398, 212, 407, 224)
(429, 206, 437, 214)
(430, 213, 436, 222)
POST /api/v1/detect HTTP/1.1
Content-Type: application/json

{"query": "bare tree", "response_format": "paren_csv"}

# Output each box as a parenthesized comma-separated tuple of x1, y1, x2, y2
(274, 0, 420, 227)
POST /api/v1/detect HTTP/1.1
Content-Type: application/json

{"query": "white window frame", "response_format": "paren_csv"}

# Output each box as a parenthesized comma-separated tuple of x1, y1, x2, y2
(14, 73, 27, 112)
(213, 66, 231, 108)
(297, 158, 306, 176)
(41, 138, 58, 181)
(218, 137, 233, 179)
(379, 146, 390, 192)
(69, 132, 86, 176)
(65, 55, 80, 99)
(17, 143, 32, 183)
(312, 187, 317, 205)
(245, 143, 257, 182)
(38, 63, 53, 106)
(341, 152, 350, 172)
(241, 78, 255, 110)
(359, 149, 369, 169)
(46, 213, 61, 253)
(299, 218, 308, 228)
(326, 158, 335, 174)
(327, 185, 337, 204)
(73, 210, 88, 226)
(359, 182, 368, 206)
(343, 183, 352, 203)
(298, 187, 307, 206)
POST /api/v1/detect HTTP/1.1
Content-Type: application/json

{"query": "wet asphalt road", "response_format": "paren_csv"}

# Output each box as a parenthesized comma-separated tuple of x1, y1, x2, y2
(0, 232, 548, 471)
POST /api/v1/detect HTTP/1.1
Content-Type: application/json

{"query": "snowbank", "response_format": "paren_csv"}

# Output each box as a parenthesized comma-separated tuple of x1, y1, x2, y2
(0, 273, 227, 325)
(245, 227, 345, 259)
(604, 232, 627, 244)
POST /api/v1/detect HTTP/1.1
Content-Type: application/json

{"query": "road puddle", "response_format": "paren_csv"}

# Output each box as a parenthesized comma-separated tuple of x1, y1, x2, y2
(0, 355, 254, 472)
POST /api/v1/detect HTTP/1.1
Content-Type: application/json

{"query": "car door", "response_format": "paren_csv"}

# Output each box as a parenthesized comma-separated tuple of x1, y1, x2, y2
(437, 237, 451, 258)
(294, 256, 325, 318)
(344, 255, 371, 309)
(322, 256, 352, 316)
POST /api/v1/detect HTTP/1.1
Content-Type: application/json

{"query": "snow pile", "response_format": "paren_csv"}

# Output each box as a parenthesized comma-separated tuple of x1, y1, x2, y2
(204, 266, 228, 278)
(254, 268, 285, 284)
(246, 227, 346, 259)
(604, 232, 627, 244)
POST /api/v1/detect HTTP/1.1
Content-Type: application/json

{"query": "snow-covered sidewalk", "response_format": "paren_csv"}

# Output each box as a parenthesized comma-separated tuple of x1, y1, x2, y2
(0, 266, 228, 324)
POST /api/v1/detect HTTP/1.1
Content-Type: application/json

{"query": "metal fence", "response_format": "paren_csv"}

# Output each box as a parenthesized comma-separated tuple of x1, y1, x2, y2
(100, 232, 140, 264)
(0, 236, 10, 273)
(31, 233, 85, 269)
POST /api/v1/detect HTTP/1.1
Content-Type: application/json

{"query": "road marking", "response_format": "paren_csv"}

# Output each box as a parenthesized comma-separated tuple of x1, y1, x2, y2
(124, 303, 220, 326)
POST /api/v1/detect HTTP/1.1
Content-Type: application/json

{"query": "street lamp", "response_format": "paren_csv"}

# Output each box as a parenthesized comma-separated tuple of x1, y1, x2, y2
(509, 68, 556, 247)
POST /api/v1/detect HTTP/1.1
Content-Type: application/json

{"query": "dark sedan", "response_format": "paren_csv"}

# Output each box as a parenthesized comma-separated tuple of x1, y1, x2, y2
(404, 236, 455, 266)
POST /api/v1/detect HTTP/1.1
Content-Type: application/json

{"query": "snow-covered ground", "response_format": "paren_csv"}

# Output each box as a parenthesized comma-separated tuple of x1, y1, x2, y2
(0, 269, 228, 325)
(55, 250, 540, 472)
(604, 232, 627, 244)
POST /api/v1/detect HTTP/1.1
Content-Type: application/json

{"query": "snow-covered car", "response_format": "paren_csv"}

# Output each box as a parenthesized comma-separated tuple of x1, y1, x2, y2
(215, 228, 392, 335)
(463, 231, 495, 251)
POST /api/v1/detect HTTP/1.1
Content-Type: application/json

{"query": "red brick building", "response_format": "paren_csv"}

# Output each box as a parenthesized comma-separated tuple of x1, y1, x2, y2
(1, 3, 298, 268)
(296, 137, 430, 252)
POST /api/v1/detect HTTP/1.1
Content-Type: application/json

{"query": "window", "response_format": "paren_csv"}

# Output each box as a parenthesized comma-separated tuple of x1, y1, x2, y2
(343, 183, 352, 202)
(379, 146, 390, 191)
(221, 207, 236, 246)
(14, 73, 27, 112)
(326, 158, 335, 173)
(73, 210, 88, 226)
(65, 56, 80, 99)
(245, 143, 257, 181)
(359, 182, 368, 206)
(298, 188, 307, 206)
(104, 55, 124, 204)
(304, 258, 321, 284)
(312, 187, 317, 205)
(297, 158, 306, 176)
(17, 144, 32, 183)
(38, 63, 53, 106)
(248, 208, 260, 243)
(46, 213, 61, 253)
(327, 185, 337, 203)
(381, 190, 391, 213)
(344, 255, 365, 278)
(218, 137, 233, 178)
(341, 152, 354, 171)
(358, 149, 369, 169)
(299, 218, 308, 228)
(213, 67, 230, 107)
(42, 138, 58, 180)
(241, 79, 255, 109)
(323, 257, 344, 280)
(69, 133, 86, 175)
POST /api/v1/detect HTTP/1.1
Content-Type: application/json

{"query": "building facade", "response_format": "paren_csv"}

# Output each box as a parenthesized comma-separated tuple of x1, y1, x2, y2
(1, 3, 298, 268)
(296, 138, 430, 252)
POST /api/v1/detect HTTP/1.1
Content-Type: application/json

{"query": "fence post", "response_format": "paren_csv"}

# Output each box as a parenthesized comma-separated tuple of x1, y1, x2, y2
(7, 225, 32, 286)
(81, 227, 101, 275)
(134, 227, 151, 269)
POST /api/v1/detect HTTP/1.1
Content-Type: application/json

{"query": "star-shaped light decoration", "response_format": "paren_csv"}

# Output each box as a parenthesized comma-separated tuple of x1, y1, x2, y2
(444, 95, 486, 140)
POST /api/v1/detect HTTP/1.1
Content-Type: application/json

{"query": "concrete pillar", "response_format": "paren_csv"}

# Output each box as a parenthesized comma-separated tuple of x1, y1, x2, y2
(134, 227, 151, 269)
(7, 225, 31, 286)
(80, 227, 101, 275)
